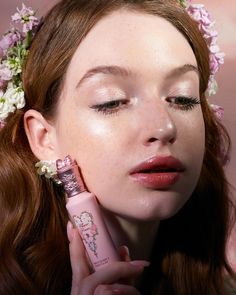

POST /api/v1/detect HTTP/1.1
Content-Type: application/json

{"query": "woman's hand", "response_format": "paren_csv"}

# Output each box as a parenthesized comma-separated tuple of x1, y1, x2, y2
(67, 222, 149, 295)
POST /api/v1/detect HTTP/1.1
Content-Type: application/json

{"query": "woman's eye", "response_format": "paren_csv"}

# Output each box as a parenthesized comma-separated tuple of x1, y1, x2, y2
(91, 99, 129, 115)
(166, 96, 200, 111)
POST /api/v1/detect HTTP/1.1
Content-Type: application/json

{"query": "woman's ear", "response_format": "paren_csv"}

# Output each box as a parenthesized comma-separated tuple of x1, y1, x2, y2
(24, 109, 59, 160)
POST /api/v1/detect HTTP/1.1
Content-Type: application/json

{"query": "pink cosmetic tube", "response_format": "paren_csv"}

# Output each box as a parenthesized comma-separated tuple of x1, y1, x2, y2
(56, 155, 119, 271)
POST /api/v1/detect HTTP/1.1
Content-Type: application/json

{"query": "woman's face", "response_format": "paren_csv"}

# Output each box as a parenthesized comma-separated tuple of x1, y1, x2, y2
(53, 10, 205, 221)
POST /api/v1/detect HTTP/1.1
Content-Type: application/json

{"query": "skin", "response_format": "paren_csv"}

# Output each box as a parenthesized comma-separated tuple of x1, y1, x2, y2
(25, 9, 205, 293)
(54, 10, 205, 221)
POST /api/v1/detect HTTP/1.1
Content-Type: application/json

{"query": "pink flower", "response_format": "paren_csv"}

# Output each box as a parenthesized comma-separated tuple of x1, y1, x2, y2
(187, 4, 212, 26)
(12, 3, 34, 22)
(0, 29, 22, 55)
(0, 120, 5, 129)
(11, 3, 39, 34)
(210, 55, 220, 74)
(210, 104, 224, 120)
(22, 16, 39, 34)
(186, 3, 225, 96)
(201, 27, 218, 43)
(209, 45, 225, 74)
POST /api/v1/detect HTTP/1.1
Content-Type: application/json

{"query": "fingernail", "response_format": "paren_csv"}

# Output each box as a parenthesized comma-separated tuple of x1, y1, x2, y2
(129, 260, 150, 267)
(119, 245, 130, 261)
(123, 245, 130, 258)
(67, 221, 74, 242)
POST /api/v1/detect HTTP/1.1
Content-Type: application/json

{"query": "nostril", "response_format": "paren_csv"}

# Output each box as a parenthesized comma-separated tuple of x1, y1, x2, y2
(148, 137, 157, 143)
(147, 135, 176, 145)
(169, 136, 176, 144)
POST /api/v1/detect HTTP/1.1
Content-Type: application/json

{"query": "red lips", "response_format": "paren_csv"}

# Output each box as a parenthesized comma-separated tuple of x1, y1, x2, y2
(129, 155, 185, 189)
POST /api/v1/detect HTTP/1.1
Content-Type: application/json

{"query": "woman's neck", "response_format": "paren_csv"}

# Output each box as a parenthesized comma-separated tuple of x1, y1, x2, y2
(102, 209, 160, 261)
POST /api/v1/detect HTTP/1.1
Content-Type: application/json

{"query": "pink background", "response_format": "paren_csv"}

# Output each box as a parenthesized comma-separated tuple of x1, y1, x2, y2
(1, 0, 236, 266)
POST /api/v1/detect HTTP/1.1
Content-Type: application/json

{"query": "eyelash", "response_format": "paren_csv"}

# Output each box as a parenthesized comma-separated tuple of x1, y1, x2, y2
(91, 96, 200, 115)
(91, 99, 129, 115)
(166, 96, 200, 111)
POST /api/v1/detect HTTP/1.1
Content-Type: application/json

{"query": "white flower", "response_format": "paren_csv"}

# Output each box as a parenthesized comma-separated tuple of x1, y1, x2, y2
(35, 160, 57, 178)
(207, 76, 218, 96)
(6, 56, 22, 75)
(0, 62, 13, 82)
(0, 83, 25, 120)
(4, 83, 25, 108)
(0, 90, 15, 120)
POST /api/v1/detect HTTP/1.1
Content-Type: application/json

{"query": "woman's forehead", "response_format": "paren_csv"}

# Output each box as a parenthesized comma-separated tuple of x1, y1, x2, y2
(65, 9, 197, 88)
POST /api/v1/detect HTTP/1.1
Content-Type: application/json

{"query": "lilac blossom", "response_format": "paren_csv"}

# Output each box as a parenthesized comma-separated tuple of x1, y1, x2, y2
(0, 29, 22, 56)
(210, 103, 224, 120)
(22, 16, 39, 33)
(12, 3, 35, 22)
(209, 48, 225, 75)
(11, 3, 39, 34)
(0, 4, 39, 122)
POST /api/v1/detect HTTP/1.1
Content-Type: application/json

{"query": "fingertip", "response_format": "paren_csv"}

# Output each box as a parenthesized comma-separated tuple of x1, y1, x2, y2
(122, 245, 130, 258)
(67, 221, 74, 243)
(118, 245, 131, 262)
(129, 260, 150, 269)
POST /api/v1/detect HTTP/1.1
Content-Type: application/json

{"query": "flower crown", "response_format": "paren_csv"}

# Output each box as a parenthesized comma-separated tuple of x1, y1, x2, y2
(0, 1, 225, 127)
(0, 4, 39, 127)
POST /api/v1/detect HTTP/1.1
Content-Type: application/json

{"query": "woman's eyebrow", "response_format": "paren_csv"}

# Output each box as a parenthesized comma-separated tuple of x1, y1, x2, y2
(76, 63, 199, 89)
(165, 64, 199, 79)
(76, 65, 135, 88)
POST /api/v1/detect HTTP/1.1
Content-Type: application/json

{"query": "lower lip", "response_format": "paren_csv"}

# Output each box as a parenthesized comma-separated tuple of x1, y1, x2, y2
(130, 172, 181, 189)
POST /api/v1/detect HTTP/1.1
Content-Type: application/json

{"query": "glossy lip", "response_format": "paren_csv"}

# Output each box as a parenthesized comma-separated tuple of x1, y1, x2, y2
(129, 155, 185, 189)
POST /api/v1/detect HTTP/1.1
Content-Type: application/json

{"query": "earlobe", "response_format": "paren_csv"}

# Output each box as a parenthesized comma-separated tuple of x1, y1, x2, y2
(24, 110, 58, 160)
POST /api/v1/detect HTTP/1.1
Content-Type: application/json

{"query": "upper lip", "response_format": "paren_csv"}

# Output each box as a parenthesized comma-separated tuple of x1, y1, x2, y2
(129, 155, 185, 174)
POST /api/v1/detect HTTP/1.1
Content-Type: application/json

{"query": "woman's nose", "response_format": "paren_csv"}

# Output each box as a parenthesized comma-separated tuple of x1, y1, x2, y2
(142, 101, 177, 147)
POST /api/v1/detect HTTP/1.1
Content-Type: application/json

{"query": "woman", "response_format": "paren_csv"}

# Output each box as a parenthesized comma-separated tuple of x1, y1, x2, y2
(0, 0, 235, 294)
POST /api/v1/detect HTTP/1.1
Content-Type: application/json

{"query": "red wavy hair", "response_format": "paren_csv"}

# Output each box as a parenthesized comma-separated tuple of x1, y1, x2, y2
(0, 0, 234, 294)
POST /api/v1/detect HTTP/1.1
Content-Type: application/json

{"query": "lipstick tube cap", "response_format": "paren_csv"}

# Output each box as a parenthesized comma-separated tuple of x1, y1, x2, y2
(56, 155, 86, 197)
